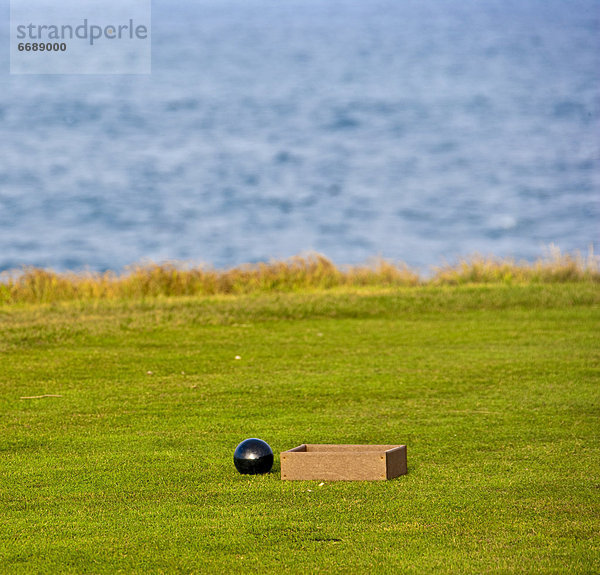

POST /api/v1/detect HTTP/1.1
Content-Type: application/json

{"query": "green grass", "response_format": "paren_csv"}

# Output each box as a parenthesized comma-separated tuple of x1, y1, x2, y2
(1, 284, 599, 573)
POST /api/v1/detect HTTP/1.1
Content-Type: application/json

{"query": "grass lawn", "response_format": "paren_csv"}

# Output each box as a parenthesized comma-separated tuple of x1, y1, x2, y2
(1, 284, 599, 573)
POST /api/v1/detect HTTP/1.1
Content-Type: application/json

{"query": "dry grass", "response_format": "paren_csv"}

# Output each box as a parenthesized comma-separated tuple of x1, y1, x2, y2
(431, 245, 600, 285)
(0, 247, 598, 305)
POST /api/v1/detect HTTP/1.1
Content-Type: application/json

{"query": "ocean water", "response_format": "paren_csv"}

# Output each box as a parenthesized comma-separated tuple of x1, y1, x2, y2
(1, 0, 599, 273)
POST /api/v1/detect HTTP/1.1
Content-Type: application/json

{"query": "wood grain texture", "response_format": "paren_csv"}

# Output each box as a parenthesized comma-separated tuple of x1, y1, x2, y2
(280, 444, 407, 481)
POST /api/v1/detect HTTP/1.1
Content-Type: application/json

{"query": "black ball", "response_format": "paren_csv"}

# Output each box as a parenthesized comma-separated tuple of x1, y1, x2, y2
(233, 438, 274, 475)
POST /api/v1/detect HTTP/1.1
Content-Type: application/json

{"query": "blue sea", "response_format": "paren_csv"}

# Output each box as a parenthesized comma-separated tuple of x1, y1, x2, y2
(1, 0, 599, 273)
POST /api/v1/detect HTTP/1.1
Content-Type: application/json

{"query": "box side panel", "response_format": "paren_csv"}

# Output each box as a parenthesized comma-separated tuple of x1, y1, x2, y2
(281, 452, 387, 481)
(385, 445, 407, 479)
(282, 444, 307, 453)
(304, 444, 401, 453)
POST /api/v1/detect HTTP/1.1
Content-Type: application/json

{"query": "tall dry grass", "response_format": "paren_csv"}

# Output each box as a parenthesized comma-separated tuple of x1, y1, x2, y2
(0, 248, 597, 305)
(431, 245, 599, 285)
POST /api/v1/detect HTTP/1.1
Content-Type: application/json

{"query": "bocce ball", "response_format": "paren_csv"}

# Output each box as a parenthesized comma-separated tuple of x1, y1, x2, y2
(233, 438, 274, 475)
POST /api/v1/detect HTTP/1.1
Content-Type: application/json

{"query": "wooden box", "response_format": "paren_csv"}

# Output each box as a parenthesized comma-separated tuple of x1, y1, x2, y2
(280, 444, 407, 481)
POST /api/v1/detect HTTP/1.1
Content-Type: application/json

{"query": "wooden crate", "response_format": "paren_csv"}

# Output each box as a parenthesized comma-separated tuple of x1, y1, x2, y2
(280, 444, 407, 481)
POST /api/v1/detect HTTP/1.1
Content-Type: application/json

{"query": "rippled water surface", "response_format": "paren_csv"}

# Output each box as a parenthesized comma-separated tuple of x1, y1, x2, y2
(1, 0, 599, 272)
